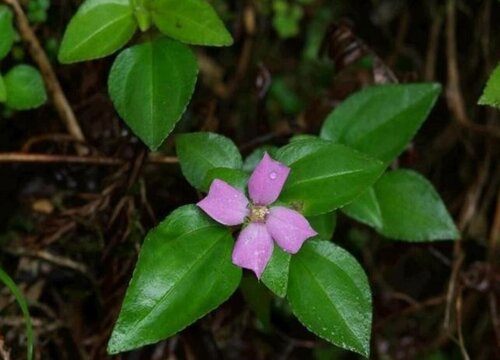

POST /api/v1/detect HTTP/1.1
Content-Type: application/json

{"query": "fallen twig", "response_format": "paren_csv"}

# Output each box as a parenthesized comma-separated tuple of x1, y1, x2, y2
(0, 152, 178, 166)
(1, 0, 87, 154)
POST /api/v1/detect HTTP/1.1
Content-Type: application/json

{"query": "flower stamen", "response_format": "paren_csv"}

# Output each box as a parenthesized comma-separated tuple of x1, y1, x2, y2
(249, 205, 269, 223)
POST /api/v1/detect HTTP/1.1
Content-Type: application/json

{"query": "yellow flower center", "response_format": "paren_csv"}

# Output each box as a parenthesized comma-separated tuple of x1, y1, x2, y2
(249, 205, 269, 223)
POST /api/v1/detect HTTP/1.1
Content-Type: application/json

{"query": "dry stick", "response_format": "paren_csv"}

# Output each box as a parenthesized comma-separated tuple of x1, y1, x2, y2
(444, 0, 500, 139)
(0, 152, 178, 165)
(2, 0, 87, 154)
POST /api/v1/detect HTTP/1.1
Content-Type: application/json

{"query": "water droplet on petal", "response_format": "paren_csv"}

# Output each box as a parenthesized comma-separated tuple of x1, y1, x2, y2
(269, 171, 277, 180)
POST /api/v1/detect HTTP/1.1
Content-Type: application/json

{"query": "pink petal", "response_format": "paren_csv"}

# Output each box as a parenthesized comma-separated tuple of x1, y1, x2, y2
(197, 179, 249, 226)
(266, 206, 317, 254)
(232, 223, 274, 278)
(248, 153, 290, 206)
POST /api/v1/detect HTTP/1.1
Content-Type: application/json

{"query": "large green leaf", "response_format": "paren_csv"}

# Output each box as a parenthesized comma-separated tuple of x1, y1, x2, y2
(176, 132, 243, 190)
(109, 37, 198, 150)
(320, 84, 441, 164)
(278, 143, 385, 216)
(276, 137, 329, 165)
(374, 170, 459, 241)
(342, 187, 383, 229)
(58, 0, 137, 63)
(4, 65, 47, 110)
(149, 0, 233, 46)
(261, 246, 291, 298)
(107, 205, 241, 354)
(478, 63, 500, 108)
(0, 73, 6, 103)
(288, 240, 372, 357)
(0, 5, 15, 60)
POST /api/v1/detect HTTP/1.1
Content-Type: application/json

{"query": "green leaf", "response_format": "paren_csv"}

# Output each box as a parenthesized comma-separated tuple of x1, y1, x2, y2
(478, 63, 500, 108)
(149, 0, 233, 46)
(0, 73, 6, 103)
(342, 188, 383, 229)
(288, 240, 372, 357)
(0, 5, 15, 60)
(279, 143, 385, 216)
(176, 132, 242, 190)
(320, 84, 441, 164)
(374, 170, 459, 241)
(4, 65, 47, 110)
(108, 205, 241, 354)
(276, 137, 329, 165)
(308, 212, 337, 240)
(261, 246, 291, 298)
(0, 268, 34, 360)
(109, 37, 198, 150)
(58, 0, 137, 63)
(203, 167, 249, 193)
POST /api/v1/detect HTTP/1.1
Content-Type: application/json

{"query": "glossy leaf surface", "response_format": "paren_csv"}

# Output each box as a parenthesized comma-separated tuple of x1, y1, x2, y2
(288, 240, 372, 357)
(177, 132, 242, 190)
(342, 188, 383, 229)
(58, 0, 137, 63)
(374, 170, 459, 241)
(108, 205, 241, 354)
(279, 144, 385, 216)
(109, 37, 198, 150)
(320, 84, 441, 164)
(149, 0, 233, 46)
(261, 246, 291, 298)
(4, 65, 47, 110)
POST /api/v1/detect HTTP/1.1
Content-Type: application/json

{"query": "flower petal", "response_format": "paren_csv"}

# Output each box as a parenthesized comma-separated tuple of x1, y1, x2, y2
(232, 223, 274, 278)
(197, 179, 249, 226)
(248, 152, 290, 205)
(266, 206, 317, 254)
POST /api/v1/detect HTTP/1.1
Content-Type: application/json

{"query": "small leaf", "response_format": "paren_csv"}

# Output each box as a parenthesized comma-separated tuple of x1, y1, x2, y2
(288, 240, 372, 357)
(320, 84, 441, 164)
(58, 0, 137, 63)
(0, 73, 6, 103)
(374, 170, 459, 241)
(109, 37, 198, 150)
(149, 0, 233, 46)
(176, 132, 242, 190)
(0, 5, 15, 60)
(342, 188, 383, 229)
(478, 63, 500, 108)
(261, 246, 291, 298)
(203, 167, 249, 193)
(108, 205, 241, 354)
(308, 212, 337, 240)
(279, 143, 385, 216)
(4, 65, 47, 110)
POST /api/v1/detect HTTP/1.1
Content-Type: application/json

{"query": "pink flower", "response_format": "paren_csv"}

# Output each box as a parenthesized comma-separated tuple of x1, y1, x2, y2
(197, 153, 317, 278)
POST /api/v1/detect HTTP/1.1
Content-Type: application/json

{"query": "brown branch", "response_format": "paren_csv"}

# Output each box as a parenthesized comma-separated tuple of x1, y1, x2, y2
(1, 0, 87, 153)
(444, 0, 500, 139)
(0, 152, 178, 166)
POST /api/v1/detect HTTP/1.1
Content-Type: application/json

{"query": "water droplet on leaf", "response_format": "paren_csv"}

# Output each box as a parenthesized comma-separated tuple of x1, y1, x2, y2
(269, 171, 277, 180)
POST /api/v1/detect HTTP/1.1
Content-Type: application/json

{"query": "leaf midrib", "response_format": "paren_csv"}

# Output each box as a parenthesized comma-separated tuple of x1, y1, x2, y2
(66, 8, 132, 56)
(286, 167, 372, 188)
